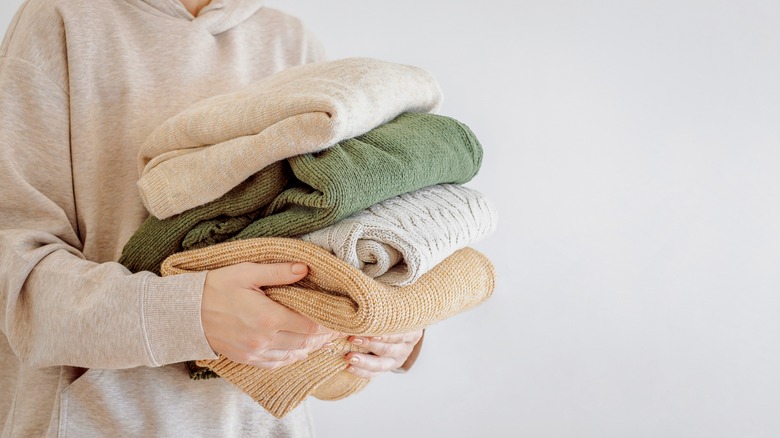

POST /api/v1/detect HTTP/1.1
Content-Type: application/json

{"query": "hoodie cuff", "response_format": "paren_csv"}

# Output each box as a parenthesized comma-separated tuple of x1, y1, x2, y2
(141, 271, 218, 366)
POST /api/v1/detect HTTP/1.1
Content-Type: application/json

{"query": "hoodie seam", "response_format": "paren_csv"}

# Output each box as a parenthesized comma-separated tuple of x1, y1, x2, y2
(121, 0, 190, 22)
(205, 1, 240, 34)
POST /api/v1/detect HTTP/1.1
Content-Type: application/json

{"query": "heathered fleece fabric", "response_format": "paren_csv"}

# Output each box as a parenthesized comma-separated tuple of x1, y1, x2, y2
(0, 0, 325, 436)
(120, 112, 483, 273)
(137, 57, 443, 219)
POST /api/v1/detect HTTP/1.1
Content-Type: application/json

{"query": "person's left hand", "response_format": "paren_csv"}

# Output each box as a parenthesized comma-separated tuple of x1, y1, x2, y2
(344, 330, 424, 379)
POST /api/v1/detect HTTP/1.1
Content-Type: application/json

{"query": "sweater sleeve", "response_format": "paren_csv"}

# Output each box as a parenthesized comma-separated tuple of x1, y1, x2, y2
(0, 56, 217, 369)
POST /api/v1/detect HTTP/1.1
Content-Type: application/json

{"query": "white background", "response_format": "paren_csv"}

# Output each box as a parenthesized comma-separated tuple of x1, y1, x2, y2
(3, 1, 780, 437)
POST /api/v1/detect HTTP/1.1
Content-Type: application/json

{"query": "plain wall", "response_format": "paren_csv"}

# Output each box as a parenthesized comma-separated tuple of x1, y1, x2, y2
(3, 1, 780, 437)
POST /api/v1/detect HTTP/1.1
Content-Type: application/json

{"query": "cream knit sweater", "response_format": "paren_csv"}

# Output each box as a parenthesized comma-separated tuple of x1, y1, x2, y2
(137, 57, 443, 219)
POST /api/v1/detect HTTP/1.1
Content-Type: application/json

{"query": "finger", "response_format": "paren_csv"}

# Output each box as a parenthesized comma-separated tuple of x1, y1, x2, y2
(274, 311, 335, 335)
(348, 336, 406, 357)
(364, 334, 407, 344)
(238, 262, 309, 288)
(345, 353, 397, 379)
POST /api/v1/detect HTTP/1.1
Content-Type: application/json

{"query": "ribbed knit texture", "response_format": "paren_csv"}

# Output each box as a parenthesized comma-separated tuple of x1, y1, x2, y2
(119, 162, 289, 275)
(189, 112, 483, 244)
(120, 112, 483, 274)
(137, 58, 443, 219)
(160, 238, 495, 418)
(301, 184, 498, 285)
(198, 339, 370, 417)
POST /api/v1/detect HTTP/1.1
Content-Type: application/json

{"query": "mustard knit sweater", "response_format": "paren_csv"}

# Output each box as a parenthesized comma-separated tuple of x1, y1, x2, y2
(161, 237, 495, 418)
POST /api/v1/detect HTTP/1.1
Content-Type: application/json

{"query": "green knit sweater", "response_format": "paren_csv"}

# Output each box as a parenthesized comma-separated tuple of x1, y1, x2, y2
(120, 112, 482, 275)
(119, 162, 289, 274)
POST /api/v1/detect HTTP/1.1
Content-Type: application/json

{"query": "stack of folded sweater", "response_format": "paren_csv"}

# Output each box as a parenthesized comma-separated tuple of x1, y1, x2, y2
(120, 58, 498, 418)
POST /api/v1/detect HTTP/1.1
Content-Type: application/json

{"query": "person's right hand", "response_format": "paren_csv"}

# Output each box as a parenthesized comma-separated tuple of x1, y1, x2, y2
(201, 261, 337, 369)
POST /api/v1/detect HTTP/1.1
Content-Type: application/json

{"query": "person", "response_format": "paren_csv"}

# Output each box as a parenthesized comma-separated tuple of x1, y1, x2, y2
(0, 0, 423, 436)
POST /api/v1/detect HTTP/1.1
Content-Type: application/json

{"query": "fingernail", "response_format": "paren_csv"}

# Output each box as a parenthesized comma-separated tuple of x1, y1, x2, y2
(347, 367, 356, 373)
(349, 356, 359, 365)
(291, 263, 308, 275)
(351, 338, 363, 346)
(370, 336, 382, 342)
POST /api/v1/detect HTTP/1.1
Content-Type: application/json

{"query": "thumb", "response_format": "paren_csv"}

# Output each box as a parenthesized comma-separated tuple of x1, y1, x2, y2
(242, 262, 309, 289)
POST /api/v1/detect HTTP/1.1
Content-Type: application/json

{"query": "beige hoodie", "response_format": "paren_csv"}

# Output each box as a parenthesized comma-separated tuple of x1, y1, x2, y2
(0, 0, 325, 436)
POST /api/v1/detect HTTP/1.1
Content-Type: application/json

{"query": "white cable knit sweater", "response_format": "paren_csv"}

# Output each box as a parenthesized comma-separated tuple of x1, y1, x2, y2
(300, 184, 497, 285)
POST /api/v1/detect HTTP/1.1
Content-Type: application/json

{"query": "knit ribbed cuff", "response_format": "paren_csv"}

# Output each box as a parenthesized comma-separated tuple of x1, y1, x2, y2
(136, 172, 176, 220)
(141, 271, 217, 366)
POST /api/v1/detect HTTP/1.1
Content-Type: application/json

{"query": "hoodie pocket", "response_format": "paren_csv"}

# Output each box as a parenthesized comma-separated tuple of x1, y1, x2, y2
(56, 364, 315, 437)
(57, 368, 106, 437)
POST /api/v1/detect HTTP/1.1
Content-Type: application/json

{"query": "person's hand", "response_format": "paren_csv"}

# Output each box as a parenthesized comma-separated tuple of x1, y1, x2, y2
(344, 330, 424, 379)
(201, 262, 338, 369)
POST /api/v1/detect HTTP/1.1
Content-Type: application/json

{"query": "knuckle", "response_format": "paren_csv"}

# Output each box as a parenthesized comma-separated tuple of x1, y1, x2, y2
(302, 333, 329, 350)
(269, 264, 289, 284)
(372, 342, 392, 357)
(357, 354, 379, 372)
(381, 356, 399, 372)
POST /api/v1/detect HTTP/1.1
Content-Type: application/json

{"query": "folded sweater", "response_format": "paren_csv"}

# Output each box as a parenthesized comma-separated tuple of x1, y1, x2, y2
(119, 162, 288, 275)
(160, 237, 496, 418)
(137, 58, 443, 219)
(120, 112, 483, 274)
(189, 112, 482, 243)
(301, 184, 498, 285)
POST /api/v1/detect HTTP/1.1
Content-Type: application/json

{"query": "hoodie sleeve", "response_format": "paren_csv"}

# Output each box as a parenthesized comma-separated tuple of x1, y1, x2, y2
(0, 55, 217, 370)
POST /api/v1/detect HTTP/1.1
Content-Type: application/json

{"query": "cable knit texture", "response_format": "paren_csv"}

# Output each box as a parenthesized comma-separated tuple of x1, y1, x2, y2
(119, 112, 483, 274)
(160, 237, 496, 418)
(137, 57, 443, 219)
(301, 184, 498, 285)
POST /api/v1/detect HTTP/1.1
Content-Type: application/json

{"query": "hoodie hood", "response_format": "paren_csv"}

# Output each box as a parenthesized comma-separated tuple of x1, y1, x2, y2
(139, 0, 265, 35)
